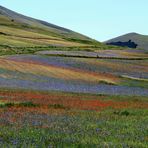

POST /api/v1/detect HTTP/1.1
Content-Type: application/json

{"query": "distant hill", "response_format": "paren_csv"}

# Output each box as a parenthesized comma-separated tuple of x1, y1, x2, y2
(105, 33, 148, 50)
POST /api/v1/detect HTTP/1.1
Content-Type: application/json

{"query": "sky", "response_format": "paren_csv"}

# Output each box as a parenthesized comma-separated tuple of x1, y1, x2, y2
(0, 0, 148, 41)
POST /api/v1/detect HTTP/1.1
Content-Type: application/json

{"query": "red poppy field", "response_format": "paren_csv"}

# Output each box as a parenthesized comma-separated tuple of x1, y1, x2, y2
(0, 88, 147, 147)
(0, 89, 147, 111)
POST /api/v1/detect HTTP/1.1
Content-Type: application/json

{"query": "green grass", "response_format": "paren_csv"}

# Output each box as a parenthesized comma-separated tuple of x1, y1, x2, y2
(0, 101, 39, 108)
(18, 102, 40, 107)
(0, 45, 124, 56)
(0, 102, 15, 108)
(0, 108, 147, 147)
(121, 77, 148, 89)
(48, 104, 69, 109)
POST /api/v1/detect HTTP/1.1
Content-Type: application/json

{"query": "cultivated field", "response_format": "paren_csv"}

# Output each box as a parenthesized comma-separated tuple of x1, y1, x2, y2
(0, 51, 147, 147)
(0, 54, 148, 96)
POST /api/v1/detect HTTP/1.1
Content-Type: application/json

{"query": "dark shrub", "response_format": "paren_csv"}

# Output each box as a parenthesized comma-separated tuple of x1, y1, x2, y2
(48, 104, 68, 109)
(120, 110, 130, 116)
(114, 110, 130, 116)
(18, 102, 39, 107)
(0, 102, 15, 108)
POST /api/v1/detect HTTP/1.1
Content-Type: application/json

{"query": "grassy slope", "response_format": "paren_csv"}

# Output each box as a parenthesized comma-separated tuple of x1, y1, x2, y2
(0, 6, 123, 56)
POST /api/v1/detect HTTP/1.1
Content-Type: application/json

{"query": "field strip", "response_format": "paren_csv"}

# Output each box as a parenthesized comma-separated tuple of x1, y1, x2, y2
(36, 50, 148, 59)
(122, 75, 148, 81)
(78, 58, 148, 73)
(0, 58, 119, 84)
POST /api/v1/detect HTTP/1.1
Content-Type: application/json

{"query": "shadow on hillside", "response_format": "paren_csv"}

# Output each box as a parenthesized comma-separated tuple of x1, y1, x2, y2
(107, 40, 138, 48)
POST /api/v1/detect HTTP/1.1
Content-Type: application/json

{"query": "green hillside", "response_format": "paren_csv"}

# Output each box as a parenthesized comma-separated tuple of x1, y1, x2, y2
(0, 5, 121, 55)
(105, 33, 148, 50)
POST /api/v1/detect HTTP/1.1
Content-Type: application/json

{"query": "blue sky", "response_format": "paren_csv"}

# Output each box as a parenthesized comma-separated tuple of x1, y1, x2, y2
(1, 0, 148, 41)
